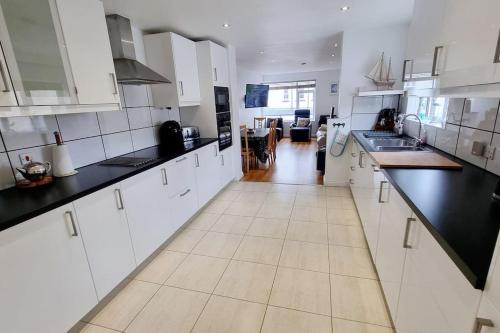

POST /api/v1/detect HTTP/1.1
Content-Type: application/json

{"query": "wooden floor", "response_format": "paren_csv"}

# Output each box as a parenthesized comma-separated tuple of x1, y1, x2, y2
(241, 138, 323, 185)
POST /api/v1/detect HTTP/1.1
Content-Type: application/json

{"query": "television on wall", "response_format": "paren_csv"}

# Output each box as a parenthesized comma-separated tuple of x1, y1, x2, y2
(245, 84, 269, 108)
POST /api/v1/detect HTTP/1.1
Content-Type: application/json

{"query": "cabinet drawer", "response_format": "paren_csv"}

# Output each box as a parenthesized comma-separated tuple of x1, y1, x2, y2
(171, 185, 198, 230)
(165, 153, 196, 197)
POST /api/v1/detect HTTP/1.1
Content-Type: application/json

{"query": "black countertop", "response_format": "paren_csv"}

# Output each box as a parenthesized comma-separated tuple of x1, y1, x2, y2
(352, 131, 500, 289)
(0, 138, 219, 233)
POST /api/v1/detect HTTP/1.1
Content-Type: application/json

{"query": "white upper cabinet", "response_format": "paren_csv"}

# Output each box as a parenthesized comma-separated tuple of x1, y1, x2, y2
(198, 41, 230, 87)
(144, 32, 201, 107)
(56, 0, 120, 105)
(0, 204, 97, 333)
(0, 47, 17, 106)
(73, 184, 136, 301)
(0, 0, 119, 111)
(438, 0, 500, 87)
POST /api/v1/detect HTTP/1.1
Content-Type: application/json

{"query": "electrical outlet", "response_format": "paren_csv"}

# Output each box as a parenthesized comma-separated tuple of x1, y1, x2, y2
(18, 152, 33, 164)
(485, 145, 496, 160)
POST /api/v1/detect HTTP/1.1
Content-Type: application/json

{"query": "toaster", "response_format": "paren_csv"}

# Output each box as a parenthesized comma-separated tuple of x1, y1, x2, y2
(182, 126, 200, 142)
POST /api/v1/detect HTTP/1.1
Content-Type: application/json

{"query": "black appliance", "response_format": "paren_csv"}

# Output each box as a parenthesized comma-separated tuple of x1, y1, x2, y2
(214, 86, 230, 113)
(159, 120, 184, 150)
(216, 112, 232, 150)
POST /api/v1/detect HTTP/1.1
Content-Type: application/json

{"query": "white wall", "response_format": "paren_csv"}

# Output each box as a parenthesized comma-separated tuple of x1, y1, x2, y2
(237, 66, 263, 128)
(324, 23, 409, 186)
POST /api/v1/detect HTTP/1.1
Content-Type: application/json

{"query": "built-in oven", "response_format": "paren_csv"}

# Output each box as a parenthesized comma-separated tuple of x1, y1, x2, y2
(216, 111, 232, 150)
(214, 86, 230, 113)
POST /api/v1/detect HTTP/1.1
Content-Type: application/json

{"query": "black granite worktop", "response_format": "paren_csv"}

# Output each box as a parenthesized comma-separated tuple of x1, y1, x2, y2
(352, 130, 500, 289)
(0, 138, 219, 233)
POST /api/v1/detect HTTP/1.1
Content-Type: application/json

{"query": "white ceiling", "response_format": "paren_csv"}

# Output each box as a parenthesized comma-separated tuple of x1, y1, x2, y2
(103, 0, 414, 74)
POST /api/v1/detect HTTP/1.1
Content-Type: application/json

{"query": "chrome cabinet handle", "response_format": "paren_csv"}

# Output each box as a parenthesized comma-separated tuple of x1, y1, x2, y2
(358, 151, 365, 168)
(378, 180, 388, 203)
(0, 43, 10, 93)
(402, 59, 412, 82)
(350, 166, 355, 171)
(114, 189, 124, 210)
(214, 67, 218, 81)
(473, 318, 494, 333)
(161, 168, 168, 185)
(403, 217, 416, 249)
(372, 164, 380, 172)
(213, 145, 218, 157)
(180, 189, 191, 197)
(221, 155, 225, 166)
(494, 29, 500, 63)
(195, 154, 199, 167)
(179, 81, 184, 96)
(431, 46, 444, 76)
(349, 179, 354, 185)
(351, 152, 357, 157)
(176, 156, 187, 163)
(110, 73, 118, 94)
(65, 211, 78, 237)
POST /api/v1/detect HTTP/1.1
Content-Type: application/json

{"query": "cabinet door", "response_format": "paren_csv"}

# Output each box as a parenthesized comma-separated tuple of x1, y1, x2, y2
(165, 152, 196, 198)
(210, 43, 229, 87)
(195, 143, 221, 207)
(0, 204, 97, 333)
(73, 184, 136, 300)
(0, 0, 78, 106)
(121, 164, 172, 264)
(0, 47, 17, 106)
(375, 185, 412, 320)
(171, 182, 199, 230)
(396, 216, 481, 333)
(219, 146, 234, 187)
(56, 0, 120, 105)
(171, 33, 201, 105)
(439, 0, 500, 87)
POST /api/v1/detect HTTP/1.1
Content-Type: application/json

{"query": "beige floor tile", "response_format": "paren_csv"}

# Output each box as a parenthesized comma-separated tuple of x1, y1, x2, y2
(332, 318, 394, 333)
(286, 221, 328, 244)
(246, 219, 288, 239)
(166, 229, 207, 253)
(134, 250, 187, 284)
(327, 209, 361, 226)
(192, 295, 266, 333)
(326, 187, 351, 197)
(165, 254, 229, 293)
(226, 182, 246, 191)
(125, 286, 209, 333)
(269, 267, 331, 315)
(214, 260, 276, 303)
(234, 191, 268, 204)
(265, 192, 297, 205)
(79, 323, 118, 333)
(328, 225, 367, 248)
(294, 194, 327, 208)
(216, 189, 241, 202)
(279, 240, 329, 273)
(330, 246, 377, 279)
(257, 203, 293, 219)
(192, 232, 243, 258)
(188, 213, 221, 231)
(210, 214, 253, 235)
(243, 182, 273, 192)
(331, 275, 391, 327)
(204, 199, 232, 214)
(297, 185, 326, 196)
(270, 183, 299, 193)
(233, 236, 284, 265)
(261, 306, 332, 333)
(90, 280, 160, 331)
(291, 205, 327, 223)
(225, 201, 263, 216)
(326, 197, 343, 210)
(341, 197, 356, 210)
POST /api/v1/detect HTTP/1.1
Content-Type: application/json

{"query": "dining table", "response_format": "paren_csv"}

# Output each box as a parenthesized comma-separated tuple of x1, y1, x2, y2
(243, 128, 269, 163)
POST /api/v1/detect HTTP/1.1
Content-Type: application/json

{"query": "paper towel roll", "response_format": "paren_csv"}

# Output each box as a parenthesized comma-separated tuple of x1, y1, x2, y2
(52, 145, 77, 177)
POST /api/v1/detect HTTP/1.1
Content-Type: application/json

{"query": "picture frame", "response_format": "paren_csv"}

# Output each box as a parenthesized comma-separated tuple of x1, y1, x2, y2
(329, 82, 338, 95)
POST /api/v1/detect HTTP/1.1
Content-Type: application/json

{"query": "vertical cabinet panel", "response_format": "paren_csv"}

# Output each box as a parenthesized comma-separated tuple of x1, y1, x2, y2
(73, 184, 136, 300)
(56, 0, 119, 105)
(219, 146, 234, 187)
(0, 204, 97, 333)
(0, 46, 17, 106)
(171, 33, 200, 105)
(195, 143, 221, 207)
(210, 42, 229, 87)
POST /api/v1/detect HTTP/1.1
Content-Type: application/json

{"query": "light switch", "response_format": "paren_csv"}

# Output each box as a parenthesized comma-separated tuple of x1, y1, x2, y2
(471, 141, 485, 157)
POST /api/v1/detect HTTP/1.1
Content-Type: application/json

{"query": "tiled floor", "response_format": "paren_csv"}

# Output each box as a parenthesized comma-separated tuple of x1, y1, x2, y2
(80, 182, 393, 333)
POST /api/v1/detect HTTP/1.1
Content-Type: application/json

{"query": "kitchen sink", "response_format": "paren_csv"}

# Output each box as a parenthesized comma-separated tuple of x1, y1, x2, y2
(367, 138, 415, 147)
(373, 146, 429, 152)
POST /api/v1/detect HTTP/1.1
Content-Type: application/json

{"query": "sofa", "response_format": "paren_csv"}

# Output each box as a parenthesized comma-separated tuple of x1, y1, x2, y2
(265, 117, 283, 141)
(290, 109, 312, 142)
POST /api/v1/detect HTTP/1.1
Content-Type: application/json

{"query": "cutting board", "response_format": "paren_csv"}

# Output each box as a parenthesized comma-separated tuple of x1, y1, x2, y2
(370, 151, 463, 170)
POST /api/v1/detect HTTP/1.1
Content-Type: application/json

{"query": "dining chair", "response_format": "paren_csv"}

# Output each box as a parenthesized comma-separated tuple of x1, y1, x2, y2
(240, 124, 255, 173)
(254, 117, 266, 129)
(270, 119, 278, 161)
(266, 120, 277, 166)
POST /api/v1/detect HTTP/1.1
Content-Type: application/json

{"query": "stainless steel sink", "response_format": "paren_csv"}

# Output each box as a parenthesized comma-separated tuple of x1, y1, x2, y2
(373, 146, 429, 152)
(367, 138, 415, 147)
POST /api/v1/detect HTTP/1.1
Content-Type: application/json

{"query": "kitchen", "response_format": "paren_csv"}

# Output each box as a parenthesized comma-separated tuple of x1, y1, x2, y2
(0, 0, 500, 333)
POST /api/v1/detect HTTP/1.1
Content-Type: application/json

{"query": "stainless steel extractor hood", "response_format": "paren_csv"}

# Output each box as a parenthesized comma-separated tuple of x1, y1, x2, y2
(106, 14, 171, 85)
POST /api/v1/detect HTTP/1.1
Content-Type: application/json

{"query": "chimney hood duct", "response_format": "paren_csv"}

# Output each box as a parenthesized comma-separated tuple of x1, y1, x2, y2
(106, 14, 171, 85)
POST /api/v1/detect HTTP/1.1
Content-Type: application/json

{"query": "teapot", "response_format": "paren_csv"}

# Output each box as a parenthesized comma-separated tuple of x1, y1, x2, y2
(16, 158, 51, 181)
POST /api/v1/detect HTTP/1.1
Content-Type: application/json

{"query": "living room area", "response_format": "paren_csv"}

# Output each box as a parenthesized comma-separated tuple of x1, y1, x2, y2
(238, 68, 340, 185)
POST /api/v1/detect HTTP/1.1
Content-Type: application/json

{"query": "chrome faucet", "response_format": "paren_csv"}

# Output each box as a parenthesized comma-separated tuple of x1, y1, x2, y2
(399, 114, 423, 146)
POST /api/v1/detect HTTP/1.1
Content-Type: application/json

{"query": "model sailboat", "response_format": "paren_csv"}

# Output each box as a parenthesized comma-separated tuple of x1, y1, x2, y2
(366, 52, 396, 89)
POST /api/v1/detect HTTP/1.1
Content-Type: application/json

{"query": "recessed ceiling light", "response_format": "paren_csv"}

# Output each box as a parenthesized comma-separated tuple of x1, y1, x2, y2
(340, 6, 350, 12)
(222, 23, 231, 28)
(259, 51, 265, 54)
(331, 54, 335, 57)
(334, 43, 338, 47)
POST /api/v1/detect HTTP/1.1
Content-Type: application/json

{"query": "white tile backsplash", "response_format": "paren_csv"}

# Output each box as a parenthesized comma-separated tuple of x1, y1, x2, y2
(0, 116, 58, 150)
(169, 107, 181, 123)
(462, 98, 499, 131)
(456, 127, 493, 168)
(150, 107, 171, 126)
(423, 124, 437, 146)
(98, 110, 130, 135)
(131, 127, 156, 150)
(126, 107, 152, 129)
(102, 131, 134, 158)
(382, 95, 400, 110)
(57, 113, 100, 141)
(446, 98, 465, 125)
(435, 123, 460, 155)
(122, 85, 150, 107)
(352, 96, 383, 114)
(0, 135, 4, 153)
(65, 136, 106, 168)
(0, 153, 14, 189)
(351, 114, 377, 130)
(495, 117, 500, 133)
(487, 134, 500, 176)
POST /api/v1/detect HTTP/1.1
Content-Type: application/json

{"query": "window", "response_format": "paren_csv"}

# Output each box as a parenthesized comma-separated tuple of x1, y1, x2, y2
(406, 96, 448, 127)
(263, 80, 316, 120)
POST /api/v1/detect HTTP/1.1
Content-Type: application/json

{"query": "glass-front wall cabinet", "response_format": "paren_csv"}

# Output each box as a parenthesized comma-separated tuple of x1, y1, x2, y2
(0, 0, 77, 106)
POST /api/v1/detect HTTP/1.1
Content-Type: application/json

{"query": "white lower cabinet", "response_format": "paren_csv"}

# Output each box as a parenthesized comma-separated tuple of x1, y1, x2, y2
(219, 146, 234, 187)
(195, 143, 221, 207)
(120, 164, 173, 263)
(0, 205, 97, 333)
(73, 184, 137, 300)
